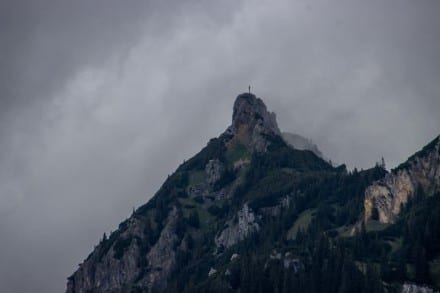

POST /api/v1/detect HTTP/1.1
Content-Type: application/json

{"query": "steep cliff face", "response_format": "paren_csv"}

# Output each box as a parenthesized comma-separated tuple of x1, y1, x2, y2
(364, 136, 440, 223)
(226, 93, 280, 153)
(67, 207, 180, 292)
(215, 203, 260, 250)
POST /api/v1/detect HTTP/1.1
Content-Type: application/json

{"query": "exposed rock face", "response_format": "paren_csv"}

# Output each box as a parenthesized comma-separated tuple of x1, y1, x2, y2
(282, 132, 324, 158)
(215, 203, 260, 250)
(66, 217, 145, 293)
(186, 159, 233, 201)
(142, 207, 179, 291)
(364, 136, 440, 223)
(67, 207, 180, 293)
(226, 93, 281, 153)
(208, 267, 217, 277)
(402, 283, 438, 293)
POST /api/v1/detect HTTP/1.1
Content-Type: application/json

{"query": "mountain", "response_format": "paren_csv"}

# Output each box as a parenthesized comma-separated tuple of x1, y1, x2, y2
(364, 136, 440, 223)
(67, 93, 440, 293)
(282, 132, 324, 159)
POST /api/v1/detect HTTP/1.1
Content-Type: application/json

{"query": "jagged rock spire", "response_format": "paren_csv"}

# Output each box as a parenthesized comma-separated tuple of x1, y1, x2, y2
(226, 93, 280, 153)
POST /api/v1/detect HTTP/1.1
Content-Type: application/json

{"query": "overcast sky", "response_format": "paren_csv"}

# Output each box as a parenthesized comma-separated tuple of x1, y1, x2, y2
(1, 0, 440, 291)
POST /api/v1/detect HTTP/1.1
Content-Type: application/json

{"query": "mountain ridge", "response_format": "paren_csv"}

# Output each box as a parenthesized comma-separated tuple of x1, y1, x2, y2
(67, 93, 440, 293)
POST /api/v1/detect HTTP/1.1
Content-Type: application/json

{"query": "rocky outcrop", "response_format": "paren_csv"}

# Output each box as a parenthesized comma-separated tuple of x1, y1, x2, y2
(215, 203, 260, 250)
(142, 207, 179, 291)
(282, 132, 324, 158)
(402, 283, 439, 293)
(66, 216, 145, 293)
(225, 93, 281, 153)
(186, 159, 233, 201)
(208, 267, 217, 277)
(66, 207, 180, 293)
(364, 136, 440, 223)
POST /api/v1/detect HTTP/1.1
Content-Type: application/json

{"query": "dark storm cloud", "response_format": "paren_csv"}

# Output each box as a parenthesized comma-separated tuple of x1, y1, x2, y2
(1, 0, 440, 292)
(0, 1, 239, 291)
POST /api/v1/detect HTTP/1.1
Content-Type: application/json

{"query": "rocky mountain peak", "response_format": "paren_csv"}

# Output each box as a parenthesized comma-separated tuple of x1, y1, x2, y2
(231, 93, 280, 135)
(226, 93, 281, 152)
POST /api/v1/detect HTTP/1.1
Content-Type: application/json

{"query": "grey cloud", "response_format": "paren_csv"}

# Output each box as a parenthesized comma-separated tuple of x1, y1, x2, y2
(0, 0, 439, 292)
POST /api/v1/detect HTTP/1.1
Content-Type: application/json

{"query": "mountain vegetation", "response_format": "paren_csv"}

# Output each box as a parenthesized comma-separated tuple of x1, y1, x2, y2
(67, 93, 440, 293)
